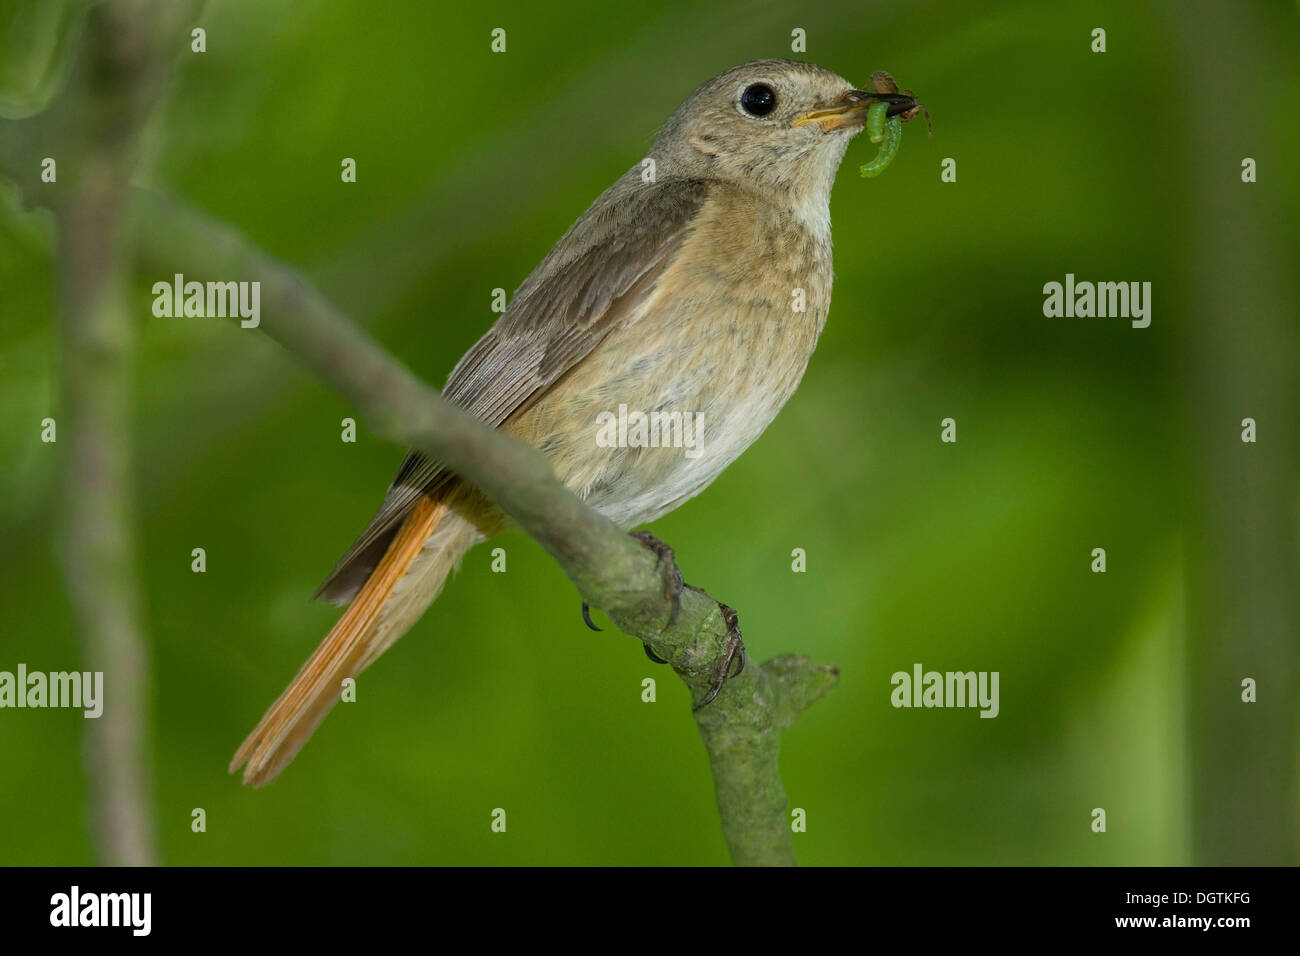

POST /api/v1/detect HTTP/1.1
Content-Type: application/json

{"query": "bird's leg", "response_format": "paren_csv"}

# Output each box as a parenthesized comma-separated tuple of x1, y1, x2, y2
(585, 532, 747, 703)
(694, 601, 747, 710)
(630, 530, 685, 625)
(630, 529, 687, 666)
(630, 533, 747, 704)
(580, 531, 681, 660)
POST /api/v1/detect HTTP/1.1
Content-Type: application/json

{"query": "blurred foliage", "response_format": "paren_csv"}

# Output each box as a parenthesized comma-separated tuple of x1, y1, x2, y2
(0, 0, 1296, 864)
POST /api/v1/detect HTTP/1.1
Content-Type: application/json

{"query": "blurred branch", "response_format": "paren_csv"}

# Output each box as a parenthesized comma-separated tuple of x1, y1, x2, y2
(0, 0, 94, 120)
(58, 192, 156, 868)
(43, 0, 203, 866)
(131, 189, 838, 866)
(1167, 0, 1300, 863)
(4, 0, 835, 867)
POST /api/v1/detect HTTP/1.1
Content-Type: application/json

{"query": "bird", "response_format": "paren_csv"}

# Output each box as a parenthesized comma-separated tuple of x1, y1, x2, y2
(230, 58, 891, 786)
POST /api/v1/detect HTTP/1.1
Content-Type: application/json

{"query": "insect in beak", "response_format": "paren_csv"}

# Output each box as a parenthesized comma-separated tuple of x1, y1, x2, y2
(865, 71, 933, 137)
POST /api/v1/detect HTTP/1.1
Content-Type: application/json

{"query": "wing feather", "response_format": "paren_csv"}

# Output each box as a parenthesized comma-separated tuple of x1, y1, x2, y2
(315, 176, 711, 602)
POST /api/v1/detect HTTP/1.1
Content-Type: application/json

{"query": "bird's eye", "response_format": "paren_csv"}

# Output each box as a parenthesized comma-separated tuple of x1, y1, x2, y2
(739, 83, 777, 117)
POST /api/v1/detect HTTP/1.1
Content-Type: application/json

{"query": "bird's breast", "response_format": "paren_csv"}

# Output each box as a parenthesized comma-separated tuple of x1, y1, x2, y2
(510, 186, 836, 527)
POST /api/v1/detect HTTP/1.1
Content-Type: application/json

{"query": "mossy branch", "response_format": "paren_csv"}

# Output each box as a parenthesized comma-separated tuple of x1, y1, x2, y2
(130, 190, 839, 865)
(2, 0, 838, 865)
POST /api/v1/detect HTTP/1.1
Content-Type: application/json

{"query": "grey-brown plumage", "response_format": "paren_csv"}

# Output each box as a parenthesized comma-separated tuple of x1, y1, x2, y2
(317, 177, 711, 601)
(237, 58, 877, 784)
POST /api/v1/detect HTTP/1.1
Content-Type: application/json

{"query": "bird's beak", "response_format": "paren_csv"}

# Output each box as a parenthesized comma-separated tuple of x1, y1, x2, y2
(790, 89, 915, 132)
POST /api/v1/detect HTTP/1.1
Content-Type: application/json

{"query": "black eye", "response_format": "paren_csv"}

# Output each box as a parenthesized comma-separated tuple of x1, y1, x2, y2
(740, 83, 777, 117)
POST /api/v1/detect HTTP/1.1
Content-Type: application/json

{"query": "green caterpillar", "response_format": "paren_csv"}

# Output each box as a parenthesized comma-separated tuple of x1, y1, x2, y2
(859, 101, 902, 178)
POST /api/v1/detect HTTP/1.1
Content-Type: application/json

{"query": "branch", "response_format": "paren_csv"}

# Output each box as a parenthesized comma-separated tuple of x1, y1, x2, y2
(132, 190, 839, 865)
(45, 0, 203, 866)
(4, 7, 838, 861)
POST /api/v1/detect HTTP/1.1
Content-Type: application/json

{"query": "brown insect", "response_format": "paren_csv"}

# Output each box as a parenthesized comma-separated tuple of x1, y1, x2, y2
(870, 69, 933, 137)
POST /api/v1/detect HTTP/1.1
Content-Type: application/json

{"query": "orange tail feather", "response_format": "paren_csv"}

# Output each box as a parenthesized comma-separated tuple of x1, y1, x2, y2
(230, 495, 447, 786)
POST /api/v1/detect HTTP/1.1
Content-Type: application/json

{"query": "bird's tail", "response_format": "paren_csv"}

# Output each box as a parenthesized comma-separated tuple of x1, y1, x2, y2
(230, 489, 484, 786)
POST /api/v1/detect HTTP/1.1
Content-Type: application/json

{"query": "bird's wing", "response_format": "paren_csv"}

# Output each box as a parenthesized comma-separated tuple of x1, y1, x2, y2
(315, 177, 712, 602)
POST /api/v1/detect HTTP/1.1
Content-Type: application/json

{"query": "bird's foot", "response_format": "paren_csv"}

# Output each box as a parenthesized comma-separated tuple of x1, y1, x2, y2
(582, 531, 744, 705)
(630, 530, 685, 626)
(694, 602, 746, 711)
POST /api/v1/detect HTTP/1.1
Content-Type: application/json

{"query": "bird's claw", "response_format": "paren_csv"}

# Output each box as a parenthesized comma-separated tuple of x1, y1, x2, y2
(630, 530, 685, 627)
(643, 643, 669, 665)
(587, 532, 744, 703)
(693, 603, 746, 710)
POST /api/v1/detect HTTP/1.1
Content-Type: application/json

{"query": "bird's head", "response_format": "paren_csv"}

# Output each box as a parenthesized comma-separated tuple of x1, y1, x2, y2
(651, 59, 894, 204)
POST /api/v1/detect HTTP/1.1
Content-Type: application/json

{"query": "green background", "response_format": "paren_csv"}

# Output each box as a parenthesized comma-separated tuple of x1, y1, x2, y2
(1, 0, 1297, 865)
